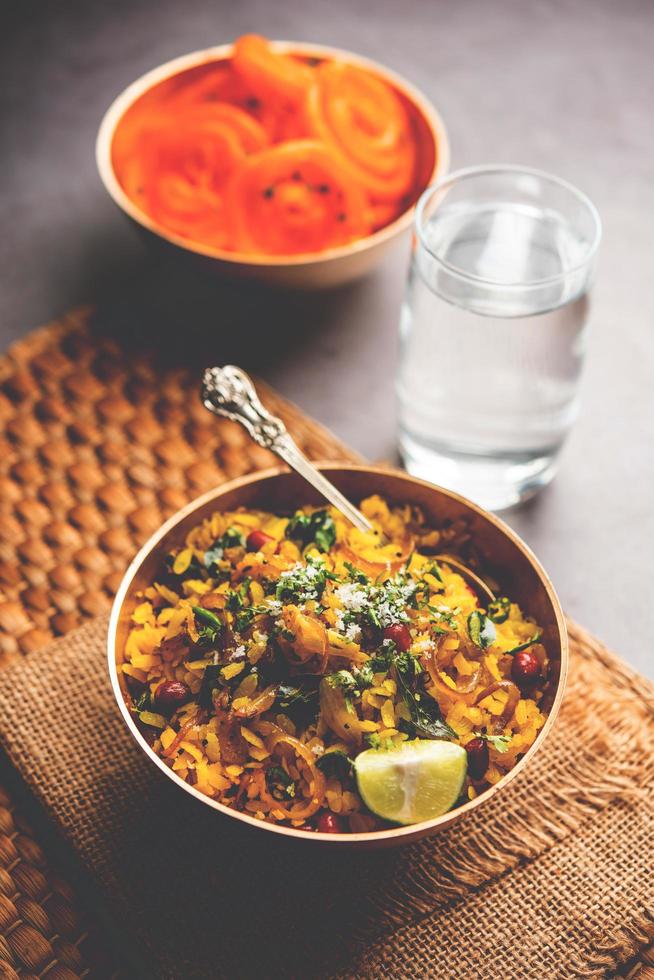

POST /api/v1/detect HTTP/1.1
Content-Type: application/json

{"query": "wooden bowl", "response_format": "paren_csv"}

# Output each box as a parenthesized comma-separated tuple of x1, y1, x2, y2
(95, 42, 449, 289)
(108, 465, 567, 848)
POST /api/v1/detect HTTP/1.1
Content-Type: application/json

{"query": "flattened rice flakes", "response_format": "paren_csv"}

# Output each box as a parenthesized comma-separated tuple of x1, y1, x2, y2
(122, 496, 548, 831)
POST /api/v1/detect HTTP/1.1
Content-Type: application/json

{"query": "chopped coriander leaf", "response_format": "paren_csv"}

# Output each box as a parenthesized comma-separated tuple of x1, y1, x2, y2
(338, 572, 419, 631)
(314, 516, 336, 553)
(203, 527, 245, 572)
(423, 604, 458, 629)
(394, 650, 421, 684)
(365, 733, 396, 751)
(234, 608, 254, 633)
(477, 733, 512, 753)
(326, 670, 358, 696)
(344, 561, 369, 585)
(275, 556, 336, 603)
(426, 561, 444, 583)
(352, 662, 376, 688)
(226, 579, 251, 611)
(369, 642, 395, 673)
(285, 509, 336, 552)
(467, 610, 497, 649)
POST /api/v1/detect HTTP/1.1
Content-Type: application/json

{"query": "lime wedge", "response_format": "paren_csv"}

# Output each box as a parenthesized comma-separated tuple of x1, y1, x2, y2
(354, 739, 467, 825)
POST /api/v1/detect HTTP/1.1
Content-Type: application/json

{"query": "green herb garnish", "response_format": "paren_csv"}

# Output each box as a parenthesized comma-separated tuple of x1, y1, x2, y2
(504, 632, 542, 656)
(275, 555, 336, 604)
(487, 597, 511, 624)
(225, 578, 251, 612)
(344, 561, 369, 585)
(326, 670, 358, 695)
(285, 509, 336, 553)
(467, 610, 497, 649)
(204, 527, 244, 572)
(265, 765, 295, 800)
(479, 733, 512, 753)
(365, 733, 396, 751)
(394, 651, 456, 740)
(192, 605, 223, 646)
(132, 688, 151, 713)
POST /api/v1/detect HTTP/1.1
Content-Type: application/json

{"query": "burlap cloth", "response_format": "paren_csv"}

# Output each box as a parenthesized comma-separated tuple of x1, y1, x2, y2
(0, 615, 651, 979)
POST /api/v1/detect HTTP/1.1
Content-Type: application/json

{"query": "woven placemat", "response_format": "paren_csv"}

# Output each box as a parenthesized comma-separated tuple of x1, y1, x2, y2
(0, 309, 359, 978)
(0, 616, 652, 979)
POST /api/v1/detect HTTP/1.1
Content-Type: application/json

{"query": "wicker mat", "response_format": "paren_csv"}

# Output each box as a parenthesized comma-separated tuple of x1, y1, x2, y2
(0, 310, 653, 978)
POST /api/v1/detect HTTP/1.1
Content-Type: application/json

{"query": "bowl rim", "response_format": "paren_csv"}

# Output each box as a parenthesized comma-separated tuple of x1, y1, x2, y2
(95, 40, 450, 268)
(107, 463, 568, 845)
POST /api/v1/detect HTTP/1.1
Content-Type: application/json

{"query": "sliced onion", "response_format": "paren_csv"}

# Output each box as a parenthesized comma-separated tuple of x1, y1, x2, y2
(162, 713, 200, 759)
(231, 684, 278, 718)
(260, 729, 326, 819)
(278, 608, 329, 674)
(422, 636, 481, 703)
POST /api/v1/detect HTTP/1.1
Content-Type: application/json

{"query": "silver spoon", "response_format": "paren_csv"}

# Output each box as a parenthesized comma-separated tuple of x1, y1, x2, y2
(201, 365, 374, 534)
(201, 367, 497, 603)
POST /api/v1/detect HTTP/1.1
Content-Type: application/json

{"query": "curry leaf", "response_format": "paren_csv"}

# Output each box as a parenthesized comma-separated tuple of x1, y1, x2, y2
(394, 651, 456, 741)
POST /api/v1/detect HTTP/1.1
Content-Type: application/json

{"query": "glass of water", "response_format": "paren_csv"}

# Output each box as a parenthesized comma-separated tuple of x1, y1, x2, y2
(397, 165, 601, 511)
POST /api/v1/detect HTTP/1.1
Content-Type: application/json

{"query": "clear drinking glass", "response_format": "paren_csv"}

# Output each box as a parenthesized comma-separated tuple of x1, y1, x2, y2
(397, 165, 601, 511)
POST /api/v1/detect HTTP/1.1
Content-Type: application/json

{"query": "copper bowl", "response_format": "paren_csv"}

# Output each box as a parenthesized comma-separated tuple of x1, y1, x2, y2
(95, 42, 449, 289)
(108, 465, 567, 847)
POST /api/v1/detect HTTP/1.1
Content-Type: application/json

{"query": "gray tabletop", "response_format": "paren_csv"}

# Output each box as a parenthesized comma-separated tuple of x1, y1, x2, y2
(3, 0, 653, 676)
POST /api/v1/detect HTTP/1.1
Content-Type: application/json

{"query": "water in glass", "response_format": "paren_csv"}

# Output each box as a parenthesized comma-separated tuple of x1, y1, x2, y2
(398, 193, 594, 510)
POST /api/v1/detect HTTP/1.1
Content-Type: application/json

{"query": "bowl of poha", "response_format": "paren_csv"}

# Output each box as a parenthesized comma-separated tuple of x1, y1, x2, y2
(108, 465, 567, 846)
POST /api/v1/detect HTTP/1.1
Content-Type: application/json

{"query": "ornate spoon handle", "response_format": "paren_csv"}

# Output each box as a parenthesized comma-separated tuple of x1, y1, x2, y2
(201, 365, 374, 534)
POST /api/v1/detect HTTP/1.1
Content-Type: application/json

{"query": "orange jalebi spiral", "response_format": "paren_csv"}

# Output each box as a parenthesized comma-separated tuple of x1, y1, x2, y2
(304, 61, 416, 203)
(231, 34, 319, 141)
(113, 35, 422, 255)
(116, 106, 268, 247)
(226, 139, 369, 254)
(163, 60, 283, 139)
(232, 33, 315, 107)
